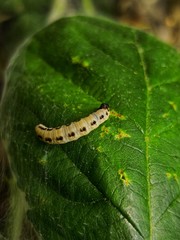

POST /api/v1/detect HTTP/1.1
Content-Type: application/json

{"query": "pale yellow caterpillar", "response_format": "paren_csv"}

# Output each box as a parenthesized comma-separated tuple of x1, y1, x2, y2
(35, 103, 110, 144)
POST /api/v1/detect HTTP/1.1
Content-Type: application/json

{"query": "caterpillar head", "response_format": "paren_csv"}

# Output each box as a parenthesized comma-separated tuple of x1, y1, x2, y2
(99, 103, 109, 110)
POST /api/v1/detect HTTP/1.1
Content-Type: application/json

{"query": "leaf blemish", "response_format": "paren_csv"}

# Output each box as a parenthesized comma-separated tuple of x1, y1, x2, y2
(111, 110, 126, 120)
(168, 101, 177, 111)
(38, 152, 48, 165)
(166, 172, 179, 182)
(72, 56, 80, 64)
(100, 125, 110, 137)
(162, 112, 169, 118)
(71, 56, 90, 68)
(115, 129, 131, 140)
(38, 157, 48, 165)
(97, 146, 104, 153)
(82, 60, 90, 68)
(118, 169, 130, 186)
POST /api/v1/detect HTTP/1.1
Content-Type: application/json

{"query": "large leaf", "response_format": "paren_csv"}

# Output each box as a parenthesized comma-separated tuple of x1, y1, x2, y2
(0, 16, 180, 239)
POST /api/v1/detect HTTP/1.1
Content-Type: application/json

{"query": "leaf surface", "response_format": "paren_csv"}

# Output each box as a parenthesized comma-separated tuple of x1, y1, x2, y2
(1, 16, 180, 239)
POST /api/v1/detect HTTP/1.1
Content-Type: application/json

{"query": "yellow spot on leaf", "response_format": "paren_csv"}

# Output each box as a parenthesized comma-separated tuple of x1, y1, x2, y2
(118, 169, 130, 186)
(63, 103, 68, 108)
(38, 153, 48, 165)
(166, 172, 179, 182)
(173, 174, 178, 182)
(110, 110, 126, 120)
(162, 112, 169, 118)
(97, 146, 104, 153)
(82, 60, 89, 68)
(72, 56, 80, 64)
(168, 101, 177, 111)
(39, 158, 47, 165)
(166, 172, 171, 179)
(71, 56, 90, 68)
(100, 125, 110, 137)
(115, 129, 131, 140)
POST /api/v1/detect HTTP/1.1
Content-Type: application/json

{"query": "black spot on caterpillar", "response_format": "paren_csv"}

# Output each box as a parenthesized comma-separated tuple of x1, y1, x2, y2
(35, 103, 110, 144)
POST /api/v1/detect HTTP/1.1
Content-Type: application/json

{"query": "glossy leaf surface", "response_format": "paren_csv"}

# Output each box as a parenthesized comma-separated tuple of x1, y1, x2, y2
(1, 16, 180, 239)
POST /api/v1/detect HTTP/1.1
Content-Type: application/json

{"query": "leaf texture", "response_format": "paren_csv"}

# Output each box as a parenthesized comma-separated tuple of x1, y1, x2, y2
(0, 16, 180, 239)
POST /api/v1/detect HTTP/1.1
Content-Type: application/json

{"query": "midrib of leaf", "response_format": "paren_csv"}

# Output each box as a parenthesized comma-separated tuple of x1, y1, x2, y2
(134, 33, 152, 239)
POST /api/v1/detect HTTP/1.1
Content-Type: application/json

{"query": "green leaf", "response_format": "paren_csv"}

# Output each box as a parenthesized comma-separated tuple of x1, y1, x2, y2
(1, 16, 180, 239)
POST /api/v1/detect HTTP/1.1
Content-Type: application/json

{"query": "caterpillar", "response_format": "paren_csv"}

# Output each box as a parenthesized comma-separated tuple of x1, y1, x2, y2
(35, 103, 109, 144)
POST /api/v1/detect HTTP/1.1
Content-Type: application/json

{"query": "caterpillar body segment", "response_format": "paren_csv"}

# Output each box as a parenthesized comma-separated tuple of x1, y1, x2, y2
(35, 103, 110, 144)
